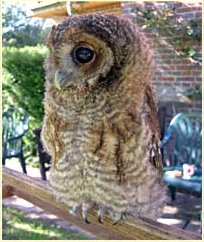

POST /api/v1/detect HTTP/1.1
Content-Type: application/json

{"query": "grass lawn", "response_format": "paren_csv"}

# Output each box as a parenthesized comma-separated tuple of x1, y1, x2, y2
(2, 205, 93, 240)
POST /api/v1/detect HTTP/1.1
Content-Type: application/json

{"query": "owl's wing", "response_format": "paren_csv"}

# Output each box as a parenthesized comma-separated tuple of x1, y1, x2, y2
(144, 85, 163, 180)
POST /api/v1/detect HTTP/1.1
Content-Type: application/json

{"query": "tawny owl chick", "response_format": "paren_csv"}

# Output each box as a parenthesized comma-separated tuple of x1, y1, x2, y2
(41, 13, 166, 224)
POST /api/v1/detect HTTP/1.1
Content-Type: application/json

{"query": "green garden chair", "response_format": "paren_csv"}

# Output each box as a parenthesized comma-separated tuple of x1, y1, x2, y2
(2, 107, 29, 173)
(162, 112, 202, 200)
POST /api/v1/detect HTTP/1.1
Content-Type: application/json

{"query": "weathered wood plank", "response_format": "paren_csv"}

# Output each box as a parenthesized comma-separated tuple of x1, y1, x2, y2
(2, 166, 202, 240)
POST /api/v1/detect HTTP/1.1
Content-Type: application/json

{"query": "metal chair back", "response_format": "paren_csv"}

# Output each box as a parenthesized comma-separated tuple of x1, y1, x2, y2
(2, 107, 29, 173)
(162, 112, 202, 168)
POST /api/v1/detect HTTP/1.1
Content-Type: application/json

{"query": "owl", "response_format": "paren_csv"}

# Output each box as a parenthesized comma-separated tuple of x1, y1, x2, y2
(41, 13, 166, 224)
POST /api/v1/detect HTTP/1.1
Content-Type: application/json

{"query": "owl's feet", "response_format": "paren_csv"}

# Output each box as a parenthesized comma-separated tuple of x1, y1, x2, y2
(69, 202, 94, 224)
(69, 203, 123, 224)
(97, 206, 108, 223)
(82, 202, 94, 224)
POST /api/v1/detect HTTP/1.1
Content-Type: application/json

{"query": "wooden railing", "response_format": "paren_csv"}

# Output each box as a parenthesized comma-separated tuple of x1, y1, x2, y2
(2, 166, 202, 240)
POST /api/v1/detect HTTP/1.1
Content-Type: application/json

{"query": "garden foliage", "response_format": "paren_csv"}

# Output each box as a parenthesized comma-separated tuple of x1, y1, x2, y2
(2, 45, 48, 155)
(134, 3, 202, 63)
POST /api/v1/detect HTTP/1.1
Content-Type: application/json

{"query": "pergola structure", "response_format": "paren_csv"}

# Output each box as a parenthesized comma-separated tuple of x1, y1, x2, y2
(31, 1, 121, 22)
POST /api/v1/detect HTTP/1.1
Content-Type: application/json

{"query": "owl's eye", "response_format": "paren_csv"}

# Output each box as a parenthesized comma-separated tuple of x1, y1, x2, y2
(73, 46, 95, 64)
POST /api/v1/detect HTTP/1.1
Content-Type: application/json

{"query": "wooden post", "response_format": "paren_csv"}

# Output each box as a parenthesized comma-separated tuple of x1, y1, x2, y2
(2, 167, 202, 240)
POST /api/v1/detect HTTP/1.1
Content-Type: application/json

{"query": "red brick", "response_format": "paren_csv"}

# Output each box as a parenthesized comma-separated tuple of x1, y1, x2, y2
(173, 2, 183, 8)
(177, 77, 195, 82)
(176, 7, 193, 13)
(171, 59, 188, 65)
(156, 65, 174, 71)
(160, 54, 175, 59)
(192, 71, 202, 75)
(122, 3, 136, 9)
(187, 6, 199, 12)
(157, 77, 175, 82)
(176, 65, 192, 70)
(177, 70, 192, 76)
(195, 12, 202, 18)
(184, 13, 195, 19)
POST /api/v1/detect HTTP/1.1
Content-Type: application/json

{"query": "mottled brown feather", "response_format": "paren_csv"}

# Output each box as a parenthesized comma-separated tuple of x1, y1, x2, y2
(41, 13, 166, 222)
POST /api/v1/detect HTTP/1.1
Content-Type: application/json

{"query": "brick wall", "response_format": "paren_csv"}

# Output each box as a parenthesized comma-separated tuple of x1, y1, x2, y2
(121, 1, 202, 114)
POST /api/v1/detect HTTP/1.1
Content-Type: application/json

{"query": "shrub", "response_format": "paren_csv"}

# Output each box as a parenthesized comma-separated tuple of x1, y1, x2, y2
(2, 45, 48, 156)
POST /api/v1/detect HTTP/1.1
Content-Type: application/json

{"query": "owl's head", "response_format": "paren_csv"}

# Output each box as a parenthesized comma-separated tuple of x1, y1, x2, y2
(45, 13, 152, 94)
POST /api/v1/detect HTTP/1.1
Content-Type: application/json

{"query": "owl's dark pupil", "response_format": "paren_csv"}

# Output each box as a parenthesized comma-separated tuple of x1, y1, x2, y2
(74, 46, 95, 64)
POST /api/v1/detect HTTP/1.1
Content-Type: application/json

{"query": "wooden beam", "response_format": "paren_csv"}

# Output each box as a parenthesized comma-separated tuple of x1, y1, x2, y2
(72, 1, 121, 15)
(2, 166, 201, 240)
(31, 1, 121, 19)
(72, 1, 121, 10)
(31, 1, 67, 18)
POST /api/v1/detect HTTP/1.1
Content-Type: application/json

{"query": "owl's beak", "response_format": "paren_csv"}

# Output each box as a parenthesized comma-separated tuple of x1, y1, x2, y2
(54, 69, 72, 90)
(54, 69, 63, 90)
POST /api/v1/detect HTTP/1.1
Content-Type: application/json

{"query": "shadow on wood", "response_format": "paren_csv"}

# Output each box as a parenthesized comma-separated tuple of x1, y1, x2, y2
(2, 167, 202, 240)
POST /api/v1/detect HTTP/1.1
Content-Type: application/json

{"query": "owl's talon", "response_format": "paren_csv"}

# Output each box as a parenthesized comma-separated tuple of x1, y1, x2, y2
(113, 220, 120, 225)
(82, 202, 94, 224)
(98, 206, 108, 223)
(69, 204, 80, 216)
(85, 217, 90, 224)
(98, 216, 102, 224)
(113, 213, 123, 225)
(82, 208, 90, 224)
